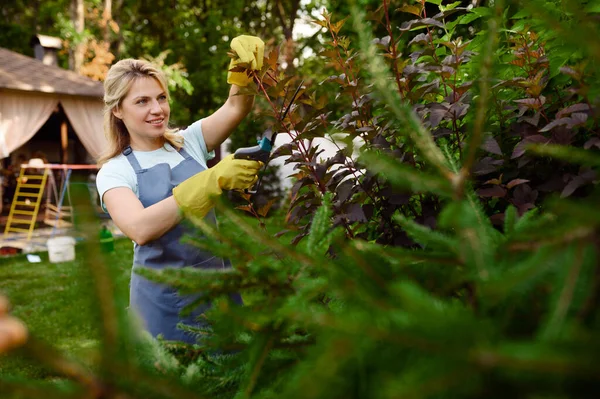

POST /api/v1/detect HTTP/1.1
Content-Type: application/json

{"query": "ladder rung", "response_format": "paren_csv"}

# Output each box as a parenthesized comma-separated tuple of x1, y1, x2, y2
(14, 201, 36, 206)
(45, 204, 72, 211)
(8, 218, 34, 225)
(46, 211, 72, 217)
(13, 210, 36, 215)
(18, 184, 45, 189)
(5, 227, 31, 233)
(21, 175, 46, 179)
(45, 209, 73, 217)
(14, 192, 41, 198)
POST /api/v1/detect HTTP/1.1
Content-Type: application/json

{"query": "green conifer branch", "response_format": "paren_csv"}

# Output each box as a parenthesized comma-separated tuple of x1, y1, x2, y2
(539, 243, 586, 341)
(360, 150, 454, 197)
(528, 143, 600, 167)
(393, 213, 460, 253)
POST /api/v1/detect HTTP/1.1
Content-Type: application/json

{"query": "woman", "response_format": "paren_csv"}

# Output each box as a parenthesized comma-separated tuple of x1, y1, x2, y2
(96, 35, 264, 343)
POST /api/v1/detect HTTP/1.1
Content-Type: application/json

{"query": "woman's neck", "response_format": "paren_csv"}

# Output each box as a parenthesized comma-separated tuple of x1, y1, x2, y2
(129, 137, 165, 152)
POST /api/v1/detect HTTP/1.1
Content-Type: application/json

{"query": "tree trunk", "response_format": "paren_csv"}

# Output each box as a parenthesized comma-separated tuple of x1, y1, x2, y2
(70, 0, 85, 72)
(103, 0, 112, 44)
(113, 0, 124, 58)
(31, 0, 40, 34)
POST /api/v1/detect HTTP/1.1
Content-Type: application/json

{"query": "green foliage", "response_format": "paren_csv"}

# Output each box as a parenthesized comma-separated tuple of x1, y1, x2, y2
(2, 1, 600, 398)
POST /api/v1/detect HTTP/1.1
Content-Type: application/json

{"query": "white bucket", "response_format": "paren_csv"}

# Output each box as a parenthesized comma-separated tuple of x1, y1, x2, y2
(47, 236, 76, 263)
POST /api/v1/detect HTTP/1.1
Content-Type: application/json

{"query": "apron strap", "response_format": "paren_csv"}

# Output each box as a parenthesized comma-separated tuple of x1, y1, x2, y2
(178, 146, 192, 160)
(122, 146, 143, 172)
(123, 144, 192, 172)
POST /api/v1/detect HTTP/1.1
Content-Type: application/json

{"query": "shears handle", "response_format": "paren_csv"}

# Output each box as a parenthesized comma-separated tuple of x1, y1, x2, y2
(233, 137, 273, 163)
(233, 137, 272, 194)
(233, 146, 271, 163)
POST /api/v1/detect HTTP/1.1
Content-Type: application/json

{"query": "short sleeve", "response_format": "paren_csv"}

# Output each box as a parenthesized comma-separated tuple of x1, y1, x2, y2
(180, 119, 215, 165)
(96, 159, 136, 212)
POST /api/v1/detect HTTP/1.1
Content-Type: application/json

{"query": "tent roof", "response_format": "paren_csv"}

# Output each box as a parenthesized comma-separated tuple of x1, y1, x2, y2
(0, 47, 103, 98)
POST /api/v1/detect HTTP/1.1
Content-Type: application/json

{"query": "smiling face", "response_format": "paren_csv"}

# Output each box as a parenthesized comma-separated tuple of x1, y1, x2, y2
(112, 76, 170, 151)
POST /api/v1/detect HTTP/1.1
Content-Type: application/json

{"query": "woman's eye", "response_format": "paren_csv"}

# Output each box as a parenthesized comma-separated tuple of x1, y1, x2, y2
(158, 95, 167, 101)
(136, 99, 147, 105)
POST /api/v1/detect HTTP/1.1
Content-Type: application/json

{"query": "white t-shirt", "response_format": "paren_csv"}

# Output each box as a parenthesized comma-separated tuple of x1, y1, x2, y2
(96, 119, 214, 211)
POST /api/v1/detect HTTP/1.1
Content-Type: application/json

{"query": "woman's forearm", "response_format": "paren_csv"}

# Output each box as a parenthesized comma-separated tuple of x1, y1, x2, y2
(104, 188, 184, 246)
(228, 84, 255, 117)
(128, 196, 182, 245)
(201, 85, 255, 152)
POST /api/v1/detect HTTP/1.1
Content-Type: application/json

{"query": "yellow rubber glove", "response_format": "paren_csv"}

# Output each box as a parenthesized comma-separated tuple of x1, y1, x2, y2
(227, 35, 265, 87)
(173, 154, 262, 219)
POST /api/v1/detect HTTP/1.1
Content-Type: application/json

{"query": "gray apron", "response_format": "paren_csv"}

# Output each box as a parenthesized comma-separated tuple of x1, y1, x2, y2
(123, 145, 241, 343)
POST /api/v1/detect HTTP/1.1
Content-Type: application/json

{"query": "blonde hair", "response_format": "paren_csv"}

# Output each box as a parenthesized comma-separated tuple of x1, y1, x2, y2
(98, 58, 182, 165)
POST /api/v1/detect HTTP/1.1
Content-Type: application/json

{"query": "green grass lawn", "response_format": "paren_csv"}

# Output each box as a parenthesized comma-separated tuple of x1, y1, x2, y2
(0, 236, 134, 378)
(0, 209, 288, 379)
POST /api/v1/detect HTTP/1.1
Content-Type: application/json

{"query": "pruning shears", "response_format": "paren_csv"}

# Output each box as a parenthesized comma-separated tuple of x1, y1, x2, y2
(234, 79, 305, 164)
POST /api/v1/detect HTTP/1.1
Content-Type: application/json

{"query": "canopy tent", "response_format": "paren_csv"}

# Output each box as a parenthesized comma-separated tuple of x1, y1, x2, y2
(0, 47, 107, 160)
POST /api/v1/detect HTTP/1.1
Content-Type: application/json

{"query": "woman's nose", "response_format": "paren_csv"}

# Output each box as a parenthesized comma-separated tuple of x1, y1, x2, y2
(150, 99, 162, 113)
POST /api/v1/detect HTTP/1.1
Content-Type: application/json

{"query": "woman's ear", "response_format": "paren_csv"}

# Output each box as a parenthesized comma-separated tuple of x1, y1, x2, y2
(112, 106, 122, 120)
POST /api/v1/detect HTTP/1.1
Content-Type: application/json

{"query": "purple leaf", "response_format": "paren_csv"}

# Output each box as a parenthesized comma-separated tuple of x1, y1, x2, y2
(539, 118, 571, 132)
(559, 66, 581, 80)
(291, 177, 313, 197)
(408, 33, 429, 46)
(412, 80, 440, 100)
(399, 18, 445, 31)
(507, 178, 530, 189)
(428, 103, 449, 128)
(520, 111, 541, 127)
(448, 102, 469, 119)
(481, 136, 503, 156)
(561, 176, 585, 198)
(363, 204, 375, 220)
(274, 229, 291, 238)
(372, 35, 391, 47)
(556, 103, 590, 119)
(473, 157, 504, 175)
(584, 137, 600, 149)
(484, 178, 502, 185)
(272, 143, 294, 158)
(569, 112, 588, 127)
(516, 203, 535, 215)
(327, 168, 353, 190)
(515, 97, 545, 110)
(314, 164, 328, 181)
(286, 152, 306, 164)
(477, 186, 507, 198)
(345, 203, 367, 222)
(336, 180, 355, 203)
(551, 127, 576, 145)
(291, 232, 308, 246)
(579, 168, 597, 181)
(492, 77, 526, 89)
(511, 135, 550, 158)
(432, 128, 453, 137)
(513, 184, 538, 204)
(325, 151, 347, 168)
(518, 156, 531, 168)
(441, 65, 455, 78)
(442, 55, 458, 66)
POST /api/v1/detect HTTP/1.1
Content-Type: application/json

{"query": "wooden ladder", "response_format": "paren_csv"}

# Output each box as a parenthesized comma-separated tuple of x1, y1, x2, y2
(3, 166, 49, 240)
